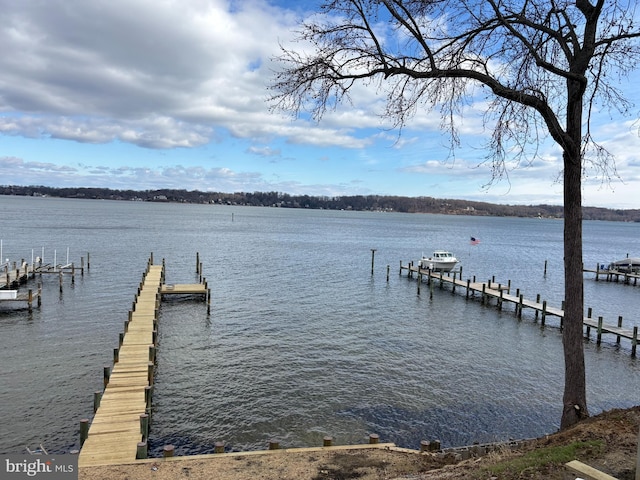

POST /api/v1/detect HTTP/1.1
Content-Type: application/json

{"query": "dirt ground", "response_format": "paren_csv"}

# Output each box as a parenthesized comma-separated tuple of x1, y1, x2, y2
(79, 406, 639, 480)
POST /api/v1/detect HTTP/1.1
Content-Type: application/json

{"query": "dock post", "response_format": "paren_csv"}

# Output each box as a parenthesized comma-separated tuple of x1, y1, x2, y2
(369, 433, 380, 444)
(481, 283, 486, 305)
(87, 252, 90, 270)
(541, 300, 547, 325)
(498, 289, 503, 310)
(140, 413, 149, 441)
(269, 440, 280, 450)
(544, 260, 547, 276)
(28, 289, 33, 313)
(595, 263, 600, 281)
(399, 260, 403, 276)
(535, 294, 540, 320)
(617, 316, 623, 344)
(196, 252, 200, 274)
(103, 366, 111, 388)
(136, 442, 148, 459)
(518, 294, 523, 318)
(145, 385, 153, 412)
(370, 249, 376, 276)
(323, 436, 333, 447)
(80, 419, 89, 447)
(597, 316, 603, 345)
(113, 347, 119, 363)
(452, 271, 457, 294)
(417, 273, 421, 295)
(429, 272, 434, 299)
(163, 445, 175, 458)
(465, 279, 470, 299)
(632, 326, 637, 357)
(93, 391, 102, 413)
(386, 265, 390, 282)
(214, 442, 225, 454)
(586, 307, 592, 338)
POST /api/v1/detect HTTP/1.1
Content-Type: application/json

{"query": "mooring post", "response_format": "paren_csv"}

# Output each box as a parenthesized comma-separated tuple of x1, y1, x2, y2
(597, 316, 603, 345)
(370, 249, 376, 276)
(617, 316, 623, 344)
(586, 307, 592, 338)
(103, 366, 111, 388)
(632, 326, 637, 357)
(369, 433, 379, 444)
(80, 418, 89, 447)
(518, 294, 523, 318)
(214, 442, 225, 453)
(269, 440, 280, 450)
(140, 413, 149, 441)
(386, 265, 390, 282)
(429, 272, 434, 299)
(544, 259, 547, 276)
(541, 300, 547, 325)
(535, 294, 540, 320)
(466, 279, 471, 299)
(136, 441, 148, 459)
(323, 436, 333, 447)
(196, 252, 200, 274)
(417, 273, 421, 295)
(93, 391, 102, 413)
(163, 445, 175, 458)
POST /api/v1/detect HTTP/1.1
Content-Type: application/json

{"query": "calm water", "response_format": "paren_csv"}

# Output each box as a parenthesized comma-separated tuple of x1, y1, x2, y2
(0, 195, 639, 456)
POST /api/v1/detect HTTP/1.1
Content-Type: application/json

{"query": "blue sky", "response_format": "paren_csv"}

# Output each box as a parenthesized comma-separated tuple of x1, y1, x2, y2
(1, 0, 640, 208)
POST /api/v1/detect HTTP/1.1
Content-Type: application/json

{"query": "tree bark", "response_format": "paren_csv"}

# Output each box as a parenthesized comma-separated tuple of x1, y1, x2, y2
(560, 80, 588, 429)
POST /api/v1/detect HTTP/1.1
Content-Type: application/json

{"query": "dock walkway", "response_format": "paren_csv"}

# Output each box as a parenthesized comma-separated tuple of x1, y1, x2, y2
(78, 256, 210, 467)
(401, 262, 638, 356)
(78, 263, 164, 467)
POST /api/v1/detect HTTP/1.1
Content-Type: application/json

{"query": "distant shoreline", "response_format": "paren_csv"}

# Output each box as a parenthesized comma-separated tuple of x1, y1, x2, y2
(2, 187, 639, 222)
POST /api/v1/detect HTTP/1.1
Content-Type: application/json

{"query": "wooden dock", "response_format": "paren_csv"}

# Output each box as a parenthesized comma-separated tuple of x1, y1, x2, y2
(400, 262, 638, 356)
(584, 263, 640, 285)
(78, 256, 210, 467)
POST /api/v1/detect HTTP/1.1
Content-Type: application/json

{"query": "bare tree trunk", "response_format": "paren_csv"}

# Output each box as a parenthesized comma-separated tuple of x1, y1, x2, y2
(560, 86, 588, 429)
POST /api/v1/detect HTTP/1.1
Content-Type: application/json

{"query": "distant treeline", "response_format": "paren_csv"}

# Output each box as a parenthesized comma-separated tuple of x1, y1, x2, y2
(2, 185, 639, 222)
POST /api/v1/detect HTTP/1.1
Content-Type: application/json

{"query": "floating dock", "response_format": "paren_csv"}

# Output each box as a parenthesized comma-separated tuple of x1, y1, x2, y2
(78, 255, 209, 467)
(400, 261, 638, 357)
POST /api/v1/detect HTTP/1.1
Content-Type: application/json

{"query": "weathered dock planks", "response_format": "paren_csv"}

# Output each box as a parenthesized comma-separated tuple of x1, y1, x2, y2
(78, 263, 164, 467)
(78, 255, 211, 466)
(400, 262, 638, 356)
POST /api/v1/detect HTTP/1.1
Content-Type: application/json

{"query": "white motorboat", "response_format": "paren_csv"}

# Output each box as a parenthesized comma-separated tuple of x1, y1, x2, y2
(418, 250, 459, 272)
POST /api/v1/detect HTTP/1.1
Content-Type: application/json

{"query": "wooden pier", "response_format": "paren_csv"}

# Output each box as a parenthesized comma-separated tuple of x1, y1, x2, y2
(400, 261, 638, 357)
(584, 263, 640, 285)
(78, 255, 210, 467)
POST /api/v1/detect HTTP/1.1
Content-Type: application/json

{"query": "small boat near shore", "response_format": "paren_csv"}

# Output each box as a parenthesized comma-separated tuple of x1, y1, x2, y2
(418, 250, 459, 272)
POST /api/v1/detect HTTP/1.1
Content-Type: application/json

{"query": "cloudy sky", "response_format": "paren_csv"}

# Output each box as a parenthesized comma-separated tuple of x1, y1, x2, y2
(1, 0, 639, 208)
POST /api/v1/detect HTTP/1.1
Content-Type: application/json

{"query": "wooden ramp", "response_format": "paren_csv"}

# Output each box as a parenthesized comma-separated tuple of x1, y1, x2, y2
(78, 263, 164, 467)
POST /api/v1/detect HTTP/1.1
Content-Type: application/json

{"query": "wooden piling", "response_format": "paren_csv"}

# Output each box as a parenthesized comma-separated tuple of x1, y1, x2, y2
(80, 419, 89, 446)
(370, 249, 376, 276)
(269, 440, 280, 450)
(163, 445, 175, 458)
(323, 436, 333, 447)
(369, 434, 379, 444)
(136, 442, 147, 459)
(214, 442, 225, 454)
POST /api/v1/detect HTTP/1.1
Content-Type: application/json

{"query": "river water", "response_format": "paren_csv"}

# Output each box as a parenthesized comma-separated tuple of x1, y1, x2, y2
(0, 195, 639, 456)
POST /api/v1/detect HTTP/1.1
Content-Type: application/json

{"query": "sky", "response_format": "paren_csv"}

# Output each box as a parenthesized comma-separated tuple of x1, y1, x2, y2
(1, 0, 640, 209)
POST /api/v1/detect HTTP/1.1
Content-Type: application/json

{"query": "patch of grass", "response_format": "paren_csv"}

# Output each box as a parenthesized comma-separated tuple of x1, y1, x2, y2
(478, 440, 604, 478)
